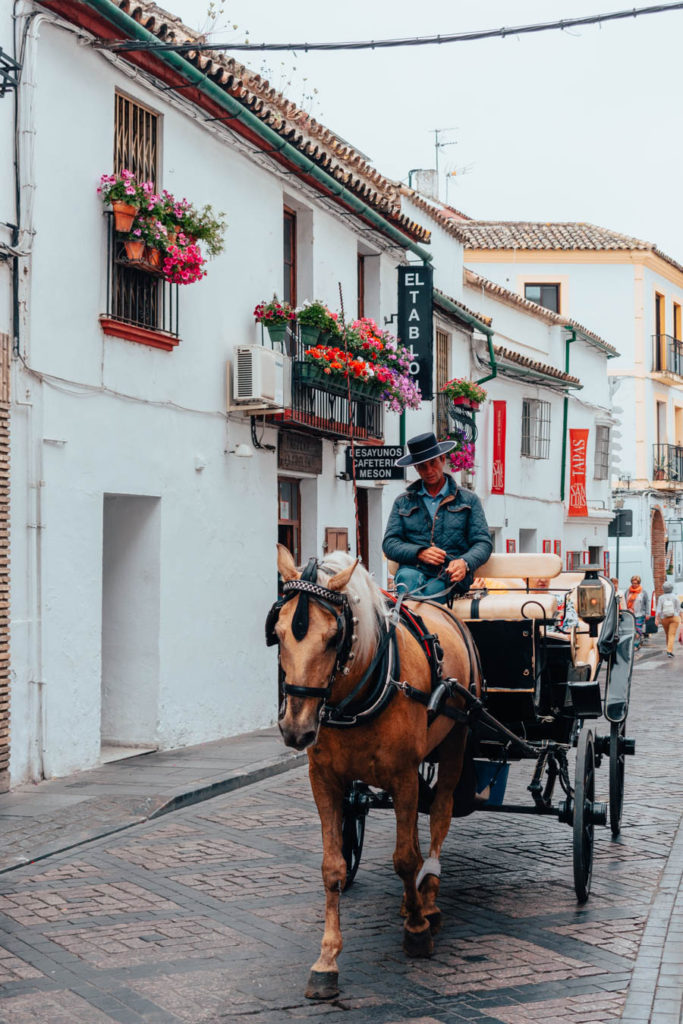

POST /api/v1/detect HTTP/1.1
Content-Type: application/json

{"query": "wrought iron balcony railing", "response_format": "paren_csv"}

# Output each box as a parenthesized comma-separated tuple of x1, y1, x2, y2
(105, 213, 178, 337)
(273, 331, 383, 441)
(653, 443, 683, 483)
(652, 334, 683, 378)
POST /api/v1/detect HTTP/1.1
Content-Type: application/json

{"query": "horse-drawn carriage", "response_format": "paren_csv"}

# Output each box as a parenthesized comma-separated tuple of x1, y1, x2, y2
(268, 547, 636, 1000)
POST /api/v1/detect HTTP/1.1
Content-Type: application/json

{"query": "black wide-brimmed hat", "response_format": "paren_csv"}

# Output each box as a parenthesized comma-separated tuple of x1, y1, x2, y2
(395, 431, 456, 467)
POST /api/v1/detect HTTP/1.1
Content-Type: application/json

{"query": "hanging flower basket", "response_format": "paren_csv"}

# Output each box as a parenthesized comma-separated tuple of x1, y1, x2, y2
(449, 395, 480, 411)
(299, 323, 322, 349)
(267, 323, 289, 347)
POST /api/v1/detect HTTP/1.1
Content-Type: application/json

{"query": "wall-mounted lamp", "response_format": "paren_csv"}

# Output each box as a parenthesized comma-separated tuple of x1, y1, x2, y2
(228, 443, 253, 459)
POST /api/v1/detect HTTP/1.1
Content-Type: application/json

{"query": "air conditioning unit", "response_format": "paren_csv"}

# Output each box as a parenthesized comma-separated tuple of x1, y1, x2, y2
(233, 345, 284, 407)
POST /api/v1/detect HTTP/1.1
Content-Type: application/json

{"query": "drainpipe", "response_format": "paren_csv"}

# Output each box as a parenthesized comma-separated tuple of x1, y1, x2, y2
(433, 291, 497, 384)
(81, 0, 433, 265)
(560, 328, 578, 502)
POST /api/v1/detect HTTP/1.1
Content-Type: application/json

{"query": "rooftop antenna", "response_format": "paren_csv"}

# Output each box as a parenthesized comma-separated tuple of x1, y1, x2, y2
(433, 127, 458, 198)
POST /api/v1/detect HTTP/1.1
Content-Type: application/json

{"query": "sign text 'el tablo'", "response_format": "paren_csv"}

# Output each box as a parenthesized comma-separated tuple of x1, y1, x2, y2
(397, 265, 433, 401)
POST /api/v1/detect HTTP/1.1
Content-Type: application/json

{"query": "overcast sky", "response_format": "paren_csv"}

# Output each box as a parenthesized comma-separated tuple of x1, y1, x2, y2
(167, 0, 683, 258)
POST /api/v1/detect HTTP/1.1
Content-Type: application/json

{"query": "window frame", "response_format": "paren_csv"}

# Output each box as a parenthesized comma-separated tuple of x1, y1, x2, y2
(283, 206, 297, 307)
(593, 424, 610, 480)
(435, 328, 451, 439)
(521, 398, 551, 460)
(524, 282, 560, 313)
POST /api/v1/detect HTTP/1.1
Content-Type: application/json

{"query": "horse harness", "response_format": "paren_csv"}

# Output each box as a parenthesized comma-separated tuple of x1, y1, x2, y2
(265, 558, 480, 729)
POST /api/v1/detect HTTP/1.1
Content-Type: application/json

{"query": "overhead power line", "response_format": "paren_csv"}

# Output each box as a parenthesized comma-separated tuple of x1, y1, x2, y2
(96, 2, 683, 54)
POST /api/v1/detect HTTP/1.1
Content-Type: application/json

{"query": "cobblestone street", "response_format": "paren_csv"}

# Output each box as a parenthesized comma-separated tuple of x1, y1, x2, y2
(0, 646, 681, 1024)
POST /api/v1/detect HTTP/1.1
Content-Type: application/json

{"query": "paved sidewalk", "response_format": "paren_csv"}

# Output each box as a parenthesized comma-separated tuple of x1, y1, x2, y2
(0, 727, 305, 873)
(0, 632, 680, 1023)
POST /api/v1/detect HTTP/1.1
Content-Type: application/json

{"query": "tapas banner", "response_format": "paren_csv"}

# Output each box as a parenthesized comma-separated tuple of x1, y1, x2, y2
(491, 400, 506, 494)
(568, 428, 589, 517)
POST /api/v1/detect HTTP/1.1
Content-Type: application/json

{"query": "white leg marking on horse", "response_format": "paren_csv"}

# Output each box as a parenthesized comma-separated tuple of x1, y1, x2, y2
(416, 856, 441, 890)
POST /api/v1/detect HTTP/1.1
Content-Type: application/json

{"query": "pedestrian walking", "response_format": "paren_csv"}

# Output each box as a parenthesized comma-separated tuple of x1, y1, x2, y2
(626, 575, 649, 649)
(654, 580, 681, 658)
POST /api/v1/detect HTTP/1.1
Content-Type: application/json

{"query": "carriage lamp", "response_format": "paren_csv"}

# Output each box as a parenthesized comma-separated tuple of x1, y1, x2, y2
(577, 568, 606, 636)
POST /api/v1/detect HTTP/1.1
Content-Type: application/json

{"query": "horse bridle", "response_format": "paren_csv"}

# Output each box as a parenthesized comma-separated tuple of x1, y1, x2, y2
(265, 558, 358, 702)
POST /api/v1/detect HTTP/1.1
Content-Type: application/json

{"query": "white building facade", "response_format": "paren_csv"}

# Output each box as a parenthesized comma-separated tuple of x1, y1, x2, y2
(460, 221, 683, 599)
(1, 0, 434, 786)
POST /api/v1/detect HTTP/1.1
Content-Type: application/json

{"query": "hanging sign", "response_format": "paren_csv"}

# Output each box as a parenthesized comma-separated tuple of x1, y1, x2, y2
(491, 400, 506, 494)
(397, 264, 433, 401)
(568, 428, 589, 517)
(345, 445, 405, 481)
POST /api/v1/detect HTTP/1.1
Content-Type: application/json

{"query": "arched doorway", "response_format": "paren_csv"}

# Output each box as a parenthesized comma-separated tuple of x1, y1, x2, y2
(650, 505, 667, 600)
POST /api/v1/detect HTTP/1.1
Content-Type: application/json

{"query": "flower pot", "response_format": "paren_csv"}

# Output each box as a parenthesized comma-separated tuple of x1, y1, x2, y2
(167, 230, 178, 245)
(145, 246, 161, 268)
(448, 395, 480, 410)
(299, 324, 321, 349)
(112, 201, 138, 233)
(265, 323, 289, 347)
(123, 239, 145, 262)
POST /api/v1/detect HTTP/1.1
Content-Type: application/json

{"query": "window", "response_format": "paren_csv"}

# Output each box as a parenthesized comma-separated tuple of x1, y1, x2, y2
(674, 302, 681, 341)
(566, 551, 582, 570)
(357, 254, 365, 318)
(524, 283, 559, 313)
(521, 399, 551, 459)
(435, 329, 450, 438)
(594, 425, 610, 480)
(283, 207, 297, 306)
(106, 93, 178, 339)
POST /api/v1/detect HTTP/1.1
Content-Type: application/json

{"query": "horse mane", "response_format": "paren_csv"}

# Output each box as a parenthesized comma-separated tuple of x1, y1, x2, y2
(316, 553, 387, 664)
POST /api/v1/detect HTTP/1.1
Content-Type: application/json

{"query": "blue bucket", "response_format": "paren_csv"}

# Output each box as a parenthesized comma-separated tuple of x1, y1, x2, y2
(474, 759, 509, 807)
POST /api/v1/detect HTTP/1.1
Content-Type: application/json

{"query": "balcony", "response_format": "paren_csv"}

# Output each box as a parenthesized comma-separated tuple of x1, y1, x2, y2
(653, 443, 683, 484)
(652, 334, 683, 379)
(273, 332, 383, 442)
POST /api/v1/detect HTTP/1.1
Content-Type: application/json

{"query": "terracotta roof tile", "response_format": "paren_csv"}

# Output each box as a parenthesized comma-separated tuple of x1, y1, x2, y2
(460, 220, 683, 277)
(493, 346, 582, 387)
(434, 288, 492, 327)
(399, 189, 470, 243)
(74, 0, 431, 244)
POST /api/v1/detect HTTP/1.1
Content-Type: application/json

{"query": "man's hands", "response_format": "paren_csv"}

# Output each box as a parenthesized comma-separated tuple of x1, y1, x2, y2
(417, 546, 446, 567)
(446, 558, 468, 582)
(417, 548, 469, 583)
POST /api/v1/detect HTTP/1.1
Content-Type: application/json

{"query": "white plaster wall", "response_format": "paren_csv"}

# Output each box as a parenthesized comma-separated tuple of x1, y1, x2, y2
(8, 18, 405, 783)
(401, 196, 463, 299)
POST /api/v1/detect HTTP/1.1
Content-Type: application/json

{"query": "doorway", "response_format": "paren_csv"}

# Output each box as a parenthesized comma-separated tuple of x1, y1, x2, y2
(278, 477, 301, 563)
(101, 495, 160, 761)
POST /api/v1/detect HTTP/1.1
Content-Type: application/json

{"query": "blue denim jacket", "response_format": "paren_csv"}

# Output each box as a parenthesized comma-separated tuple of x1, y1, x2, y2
(382, 475, 492, 578)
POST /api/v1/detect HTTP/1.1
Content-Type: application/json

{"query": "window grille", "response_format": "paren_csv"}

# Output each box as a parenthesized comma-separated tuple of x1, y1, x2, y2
(114, 92, 158, 183)
(109, 94, 175, 333)
(594, 425, 610, 479)
(521, 398, 550, 459)
(435, 329, 450, 438)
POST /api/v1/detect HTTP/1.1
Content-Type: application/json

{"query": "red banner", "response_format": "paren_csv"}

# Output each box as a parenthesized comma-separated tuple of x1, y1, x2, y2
(568, 428, 589, 517)
(491, 400, 506, 495)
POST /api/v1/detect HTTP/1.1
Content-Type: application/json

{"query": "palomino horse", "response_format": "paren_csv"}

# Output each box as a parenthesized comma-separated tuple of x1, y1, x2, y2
(270, 545, 481, 1000)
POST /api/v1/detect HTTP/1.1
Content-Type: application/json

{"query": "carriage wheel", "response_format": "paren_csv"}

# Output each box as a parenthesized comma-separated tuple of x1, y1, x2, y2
(609, 720, 626, 837)
(573, 728, 595, 903)
(341, 783, 368, 891)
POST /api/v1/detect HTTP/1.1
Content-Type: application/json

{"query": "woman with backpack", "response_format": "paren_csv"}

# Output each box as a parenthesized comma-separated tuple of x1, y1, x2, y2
(655, 580, 681, 658)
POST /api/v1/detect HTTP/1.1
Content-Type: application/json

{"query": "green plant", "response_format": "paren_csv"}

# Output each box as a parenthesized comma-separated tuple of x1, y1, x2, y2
(179, 202, 227, 257)
(254, 295, 296, 325)
(128, 212, 169, 248)
(440, 377, 488, 404)
(97, 170, 142, 205)
(296, 300, 340, 333)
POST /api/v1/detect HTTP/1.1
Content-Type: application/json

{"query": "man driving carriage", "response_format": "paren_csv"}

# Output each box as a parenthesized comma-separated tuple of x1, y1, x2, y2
(382, 432, 493, 603)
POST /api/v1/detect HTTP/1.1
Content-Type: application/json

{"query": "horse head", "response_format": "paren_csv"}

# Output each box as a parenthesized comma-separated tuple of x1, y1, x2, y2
(275, 544, 361, 750)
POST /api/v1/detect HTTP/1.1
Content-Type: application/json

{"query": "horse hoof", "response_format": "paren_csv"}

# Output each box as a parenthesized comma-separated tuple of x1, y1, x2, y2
(403, 924, 434, 958)
(426, 908, 442, 934)
(305, 970, 339, 1000)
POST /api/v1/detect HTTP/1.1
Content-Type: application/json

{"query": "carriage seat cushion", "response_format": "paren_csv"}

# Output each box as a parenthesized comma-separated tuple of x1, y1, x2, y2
(475, 553, 562, 580)
(451, 591, 558, 621)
